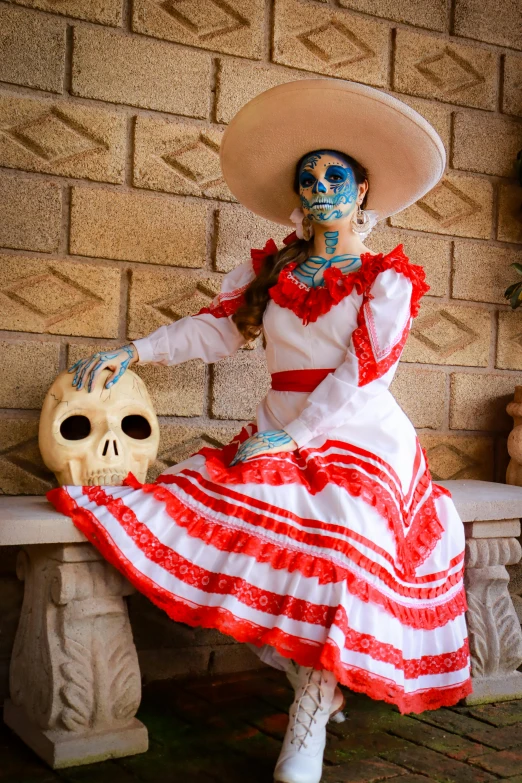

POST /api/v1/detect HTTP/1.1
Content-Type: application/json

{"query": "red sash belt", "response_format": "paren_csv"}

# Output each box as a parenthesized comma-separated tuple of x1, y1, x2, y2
(271, 368, 336, 393)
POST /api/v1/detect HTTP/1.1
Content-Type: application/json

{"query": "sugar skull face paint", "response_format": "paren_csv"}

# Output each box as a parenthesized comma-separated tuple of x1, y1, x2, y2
(298, 150, 359, 225)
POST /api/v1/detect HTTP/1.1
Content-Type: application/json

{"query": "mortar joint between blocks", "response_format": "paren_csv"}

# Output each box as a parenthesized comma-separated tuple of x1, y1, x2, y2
(389, 27, 397, 90)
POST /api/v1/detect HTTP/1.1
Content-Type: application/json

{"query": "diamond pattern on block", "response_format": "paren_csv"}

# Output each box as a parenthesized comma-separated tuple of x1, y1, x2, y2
(158, 0, 250, 41)
(296, 21, 374, 67)
(412, 310, 479, 358)
(162, 135, 224, 193)
(416, 180, 481, 228)
(149, 283, 219, 321)
(0, 436, 54, 490)
(510, 330, 522, 350)
(414, 47, 485, 95)
(2, 268, 103, 328)
(1, 107, 107, 163)
(427, 443, 479, 481)
(158, 434, 227, 469)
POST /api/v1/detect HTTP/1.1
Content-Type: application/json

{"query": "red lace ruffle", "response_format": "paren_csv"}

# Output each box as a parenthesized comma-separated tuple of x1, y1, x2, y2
(433, 483, 452, 498)
(196, 284, 249, 319)
(268, 243, 429, 326)
(350, 248, 429, 385)
(195, 239, 430, 329)
(251, 237, 278, 275)
(47, 477, 466, 631)
(158, 463, 463, 587)
(46, 486, 472, 715)
(353, 303, 411, 387)
(341, 626, 470, 680)
(162, 461, 456, 594)
(124, 470, 466, 630)
(356, 245, 429, 319)
(194, 427, 447, 579)
(196, 239, 277, 319)
(197, 293, 245, 319)
(133, 469, 464, 602)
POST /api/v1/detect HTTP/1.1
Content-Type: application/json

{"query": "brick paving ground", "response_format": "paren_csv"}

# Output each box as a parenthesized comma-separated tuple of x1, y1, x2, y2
(2, 668, 522, 783)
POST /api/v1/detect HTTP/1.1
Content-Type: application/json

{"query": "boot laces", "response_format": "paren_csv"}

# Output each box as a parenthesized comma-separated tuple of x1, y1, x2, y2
(290, 670, 325, 750)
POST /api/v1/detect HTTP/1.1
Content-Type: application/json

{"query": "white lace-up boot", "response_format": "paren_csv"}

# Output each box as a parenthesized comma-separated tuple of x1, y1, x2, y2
(274, 666, 339, 783)
(285, 660, 346, 724)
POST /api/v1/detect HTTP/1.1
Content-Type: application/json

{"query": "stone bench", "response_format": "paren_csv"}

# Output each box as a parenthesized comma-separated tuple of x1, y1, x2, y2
(449, 480, 522, 704)
(1, 480, 522, 768)
(0, 496, 148, 769)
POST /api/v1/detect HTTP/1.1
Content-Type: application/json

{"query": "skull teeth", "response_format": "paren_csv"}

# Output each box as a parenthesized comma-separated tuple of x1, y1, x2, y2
(86, 473, 126, 486)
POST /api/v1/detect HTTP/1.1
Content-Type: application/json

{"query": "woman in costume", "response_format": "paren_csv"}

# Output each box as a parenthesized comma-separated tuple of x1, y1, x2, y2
(48, 80, 471, 783)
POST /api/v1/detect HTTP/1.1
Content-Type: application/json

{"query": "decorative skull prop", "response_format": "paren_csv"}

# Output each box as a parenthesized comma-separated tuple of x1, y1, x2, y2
(39, 368, 160, 486)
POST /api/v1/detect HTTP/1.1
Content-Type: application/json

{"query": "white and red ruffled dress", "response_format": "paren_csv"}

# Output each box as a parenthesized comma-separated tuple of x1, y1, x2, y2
(48, 235, 472, 714)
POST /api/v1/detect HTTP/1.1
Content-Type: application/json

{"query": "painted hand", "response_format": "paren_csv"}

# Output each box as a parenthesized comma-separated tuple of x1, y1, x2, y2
(68, 344, 138, 393)
(230, 430, 297, 466)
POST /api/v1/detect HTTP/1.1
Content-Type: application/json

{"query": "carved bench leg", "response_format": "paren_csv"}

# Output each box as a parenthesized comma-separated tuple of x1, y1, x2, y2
(465, 519, 522, 704)
(3, 543, 148, 768)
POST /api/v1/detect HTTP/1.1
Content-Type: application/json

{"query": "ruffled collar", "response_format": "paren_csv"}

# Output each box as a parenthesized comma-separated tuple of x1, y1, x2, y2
(266, 242, 428, 325)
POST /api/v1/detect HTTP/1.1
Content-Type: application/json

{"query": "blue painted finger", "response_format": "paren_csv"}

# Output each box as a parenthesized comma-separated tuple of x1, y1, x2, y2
(106, 363, 126, 389)
(87, 361, 103, 393)
(72, 360, 88, 387)
(76, 355, 98, 390)
(231, 438, 265, 465)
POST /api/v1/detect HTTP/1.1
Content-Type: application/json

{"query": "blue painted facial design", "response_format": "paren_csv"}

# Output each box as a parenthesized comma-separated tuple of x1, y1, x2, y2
(298, 150, 358, 224)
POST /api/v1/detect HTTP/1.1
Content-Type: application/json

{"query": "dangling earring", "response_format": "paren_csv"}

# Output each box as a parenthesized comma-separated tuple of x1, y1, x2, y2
(302, 214, 314, 242)
(351, 203, 371, 235)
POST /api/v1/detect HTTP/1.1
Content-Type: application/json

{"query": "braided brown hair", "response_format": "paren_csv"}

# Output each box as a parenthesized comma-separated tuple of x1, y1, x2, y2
(232, 150, 369, 342)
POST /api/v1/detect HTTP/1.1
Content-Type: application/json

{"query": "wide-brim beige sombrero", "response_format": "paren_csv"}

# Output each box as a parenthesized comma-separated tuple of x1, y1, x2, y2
(220, 79, 446, 226)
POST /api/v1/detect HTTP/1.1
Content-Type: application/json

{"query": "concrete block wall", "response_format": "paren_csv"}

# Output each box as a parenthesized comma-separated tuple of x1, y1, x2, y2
(0, 0, 521, 691)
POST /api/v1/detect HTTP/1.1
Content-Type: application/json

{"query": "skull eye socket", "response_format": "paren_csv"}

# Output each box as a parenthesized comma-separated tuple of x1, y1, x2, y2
(121, 415, 152, 440)
(60, 415, 91, 441)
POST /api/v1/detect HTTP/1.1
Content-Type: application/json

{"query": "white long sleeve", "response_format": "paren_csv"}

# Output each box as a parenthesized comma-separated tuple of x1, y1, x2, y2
(283, 268, 415, 448)
(133, 260, 256, 366)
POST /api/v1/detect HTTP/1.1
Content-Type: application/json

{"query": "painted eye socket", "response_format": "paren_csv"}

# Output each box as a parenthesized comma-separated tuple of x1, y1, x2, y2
(122, 414, 152, 440)
(299, 171, 316, 189)
(325, 166, 348, 183)
(60, 415, 91, 440)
